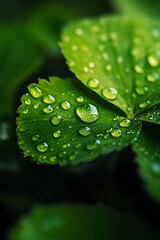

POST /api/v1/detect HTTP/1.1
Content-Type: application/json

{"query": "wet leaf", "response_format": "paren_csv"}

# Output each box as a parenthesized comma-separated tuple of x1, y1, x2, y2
(137, 104, 160, 124)
(61, 16, 160, 117)
(17, 77, 141, 165)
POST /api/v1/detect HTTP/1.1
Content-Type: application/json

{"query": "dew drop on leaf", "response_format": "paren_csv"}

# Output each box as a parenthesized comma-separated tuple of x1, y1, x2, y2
(28, 85, 42, 99)
(50, 156, 57, 163)
(53, 130, 61, 138)
(139, 101, 150, 109)
(136, 86, 148, 95)
(78, 126, 91, 136)
(88, 78, 99, 89)
(102, 87, 118, 100)
(25, 99, 31, 105)
(51, 114, 62, 125)
(43, 105, 53, 113)
(76, 103, 99, 123)
(111, 129, 122, 137)
(86, 139, 101, 150)
(76, 96, 84, 103)
(22, 109, 29, 114)
(37, 142, 48, 153)
(63, 143, 71, 149)
(19, 126, 27, 132)
(61, 101, 71, 110)
(119, 118, 131, 128)
(19, 139, 25, 145)
(146, 73, 158, 82)
(147, 55, 159, 67)
(32, 135, 40, 141)
(43, 95, 56, 104)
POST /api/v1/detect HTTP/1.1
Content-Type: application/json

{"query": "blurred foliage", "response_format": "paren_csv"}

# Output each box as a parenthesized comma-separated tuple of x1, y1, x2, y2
(112, 0, 160, 19)
(10, 204, 160, 240)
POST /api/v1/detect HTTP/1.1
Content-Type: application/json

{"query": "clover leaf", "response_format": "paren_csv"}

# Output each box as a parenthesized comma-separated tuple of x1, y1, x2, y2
(17, 16, 160, 199)
(17, 77, 141, 165)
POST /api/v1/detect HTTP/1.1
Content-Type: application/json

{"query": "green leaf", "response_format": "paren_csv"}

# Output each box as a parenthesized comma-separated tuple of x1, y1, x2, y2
(17, 77, 141, 165)
(61, 16, 160, 118)
(132, 124, 160, 200)
(112, 0, 160, 20)
(137, 104, 160, 124)
(10, 204, 159, 240)
(26, 0, 109, 55)
(0, 23, 42, 119)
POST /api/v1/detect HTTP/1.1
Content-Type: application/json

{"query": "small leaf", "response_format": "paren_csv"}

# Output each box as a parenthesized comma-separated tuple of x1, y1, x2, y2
(132, 124, 160, 200)
(10, 204, 159, 240)
(61, 16, 160, 117)
(17, 77, 141, 165)
(137, 104, 160, 124)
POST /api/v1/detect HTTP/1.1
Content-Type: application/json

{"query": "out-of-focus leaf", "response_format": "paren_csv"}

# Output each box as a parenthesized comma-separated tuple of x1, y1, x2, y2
(10, 204, 159, 240)
(111, 0, 160, 19)
(132, 124, 160, 200)
(0, 23, 42, 119)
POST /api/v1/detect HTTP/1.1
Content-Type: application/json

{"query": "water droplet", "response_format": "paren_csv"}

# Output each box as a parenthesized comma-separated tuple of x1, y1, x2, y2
(25, 99, 31, 105)
(146, 73, 159, 82)
(102, 87, 118, 100)
(75, 143, 81, 148)
(19, 139, 25, 145)
(113, 116, 120, 121)
(69, 155, 77, 161)
(32, 135, 40, 141)
(37, 142, 48, 153)
(43, 105, 53, 113)
(76, 103, 99, 123)
(86, 139, 101, 150)
(63, 143, 71, 149)
(89, 62, 95, 68)
(117, 56, 123, 63)
(103, 134, 109, 139)
(119, 118, 131, 128)
(51, 114, 62, 125)
(147, 55, 159, 67)
(139, 101, 151, 109)
(83, 66, 89, 72)
(68, 61, 76, 67)
(76, 96, 84, 103)
(111, 129, 121, 137)
(61, 101, 71, 110)
(105, 64, 112, 71)
(136, 86, 148, 95)
(79, 127, 91, 136)
(96, 133, 103, 138)
(22, 109, 28, 114)
(71, 45, 78, 51)
(28, 85, 42, 99)
(53, 130, 61, 138)
(88, 79, 99, 89)
(134, 65, 143, 73)
(43, 95, 56, 104)
(58, 151, 67, 158)
(75, 28, 83, 35)
(50, 156, 57, 163)
(19, 126, 27, 132)
(34, 102, 40, 109)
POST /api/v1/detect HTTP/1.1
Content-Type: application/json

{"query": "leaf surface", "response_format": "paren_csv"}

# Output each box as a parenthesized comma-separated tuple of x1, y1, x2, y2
(132, 124, 160, 200)
(10, 204, 159, 240)
(61, 16, 160, 117)
(17, 77, 141, 165)
(137, 104, 160, 124)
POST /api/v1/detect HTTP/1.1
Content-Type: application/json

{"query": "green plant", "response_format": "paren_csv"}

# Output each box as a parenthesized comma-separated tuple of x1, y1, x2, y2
(16, 15, 160, 201)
